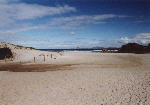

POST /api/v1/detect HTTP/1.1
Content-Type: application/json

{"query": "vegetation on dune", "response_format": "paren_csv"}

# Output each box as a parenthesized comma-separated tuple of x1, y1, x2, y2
(0, 48, 13, 60)
(0, 42, 35, 50)
(118, 43, 150, 54)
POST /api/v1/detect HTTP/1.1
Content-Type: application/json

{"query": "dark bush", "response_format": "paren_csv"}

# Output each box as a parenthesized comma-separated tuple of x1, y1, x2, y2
(0, 48, 13, 60)
(147, 43, 150, 52)
(118, 43, 150, 54)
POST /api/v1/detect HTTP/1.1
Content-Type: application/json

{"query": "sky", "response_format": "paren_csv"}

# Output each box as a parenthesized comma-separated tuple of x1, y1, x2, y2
(0, 0, 150, 48)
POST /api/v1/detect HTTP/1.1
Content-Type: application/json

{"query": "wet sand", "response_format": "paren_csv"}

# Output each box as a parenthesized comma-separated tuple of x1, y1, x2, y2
(0, 63, 75, 72)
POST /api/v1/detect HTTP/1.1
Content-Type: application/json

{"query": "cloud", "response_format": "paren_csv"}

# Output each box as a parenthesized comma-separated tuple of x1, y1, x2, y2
(74, 33, 150, 48)
(0, 0, 19, 3)
(0, 0, 132, 48)
(70, 32, 76, 35)
(0, 2, 76, 26)
(135, 20, 145, 23)
(119, 33, 150, 45)
(48, 14, 129, 29)
(0, 25, 45, 34)
(0, 33, 23, 43)
(0, 13, 129, 34)
(5, 33, 150, 48)
(0, 1, 76, 43)
(90, 33, 150, 47)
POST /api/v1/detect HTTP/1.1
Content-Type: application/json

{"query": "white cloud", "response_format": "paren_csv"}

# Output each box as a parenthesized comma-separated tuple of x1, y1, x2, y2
(0, 0, 132, 48)
(0, 33, 22, 42)
(14, 4, 76, 20)
(48, 14, 129, 29)
(0, 14, 128, 33)
(0, 1, 76, 43)
(70, 32, 76, 35)
(0, 25, 45, 34)
(4, 32, 150, 48)
(0, 0, 19, 3)
(0, 2, 76, 26)
(120, 33, 150, 45)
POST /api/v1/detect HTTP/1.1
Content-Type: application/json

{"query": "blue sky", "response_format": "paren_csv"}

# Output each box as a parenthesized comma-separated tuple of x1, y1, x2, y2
(0, 0, 150, 48)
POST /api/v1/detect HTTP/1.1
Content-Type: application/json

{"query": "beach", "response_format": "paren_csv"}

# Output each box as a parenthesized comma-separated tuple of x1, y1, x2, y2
(0, 0, 150, 104)
(0, 49, 150, 105)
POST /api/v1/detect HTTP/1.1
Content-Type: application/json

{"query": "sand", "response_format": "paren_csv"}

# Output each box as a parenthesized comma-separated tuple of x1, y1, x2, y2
(0, 50, 150, 105)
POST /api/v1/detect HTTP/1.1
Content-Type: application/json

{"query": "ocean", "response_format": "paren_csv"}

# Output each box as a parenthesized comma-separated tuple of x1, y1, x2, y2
(38, 49, 102, 52)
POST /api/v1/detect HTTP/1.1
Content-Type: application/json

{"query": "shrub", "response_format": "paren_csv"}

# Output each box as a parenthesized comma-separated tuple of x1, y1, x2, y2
(118, 43, 150, 54)
(0, 48, 13, 60)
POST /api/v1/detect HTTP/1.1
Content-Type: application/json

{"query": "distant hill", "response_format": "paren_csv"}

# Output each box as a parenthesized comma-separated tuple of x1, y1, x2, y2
(92, 46, 104, 49)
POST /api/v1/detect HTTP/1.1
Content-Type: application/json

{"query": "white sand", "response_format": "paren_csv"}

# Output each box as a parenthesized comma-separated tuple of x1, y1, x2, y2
(0, 47, 150, 105)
